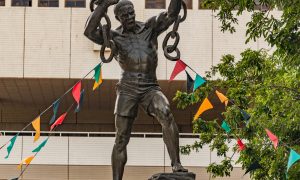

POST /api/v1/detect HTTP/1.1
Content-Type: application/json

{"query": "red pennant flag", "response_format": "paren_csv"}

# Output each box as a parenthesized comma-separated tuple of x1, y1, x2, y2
(265, 129, 279, 149)
(237, 139, 246, 151)
(50, 112, 67, 131)
(169, 60, 187, 81)
(72, 81, 82, 104)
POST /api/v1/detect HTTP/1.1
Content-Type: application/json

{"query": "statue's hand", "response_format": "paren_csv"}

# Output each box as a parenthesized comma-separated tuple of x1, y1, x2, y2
(94, 0, 119, 7)
(90, 0, 119, 12)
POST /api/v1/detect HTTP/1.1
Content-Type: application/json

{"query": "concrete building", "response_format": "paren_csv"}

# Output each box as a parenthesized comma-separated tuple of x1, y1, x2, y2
(0, 0, 280, 179)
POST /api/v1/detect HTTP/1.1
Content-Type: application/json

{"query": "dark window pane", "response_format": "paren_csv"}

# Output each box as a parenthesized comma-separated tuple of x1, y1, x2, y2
(145, 0, 165, 9)
(65, 0, 85, 7)
(0, 0, 5, 6)
(12, 0, 32, 6)
(198, 0, 208, 9)
(183, 0, 192, 9)
(39, 0, 58, 7)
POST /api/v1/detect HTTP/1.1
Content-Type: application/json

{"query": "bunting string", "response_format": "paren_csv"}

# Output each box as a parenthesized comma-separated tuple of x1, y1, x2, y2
(0, 62, 103, 158)
(168, 59, 300, 176)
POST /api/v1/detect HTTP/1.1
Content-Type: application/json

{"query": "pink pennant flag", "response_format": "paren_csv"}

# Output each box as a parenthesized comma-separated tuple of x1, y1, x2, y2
(72, 81, 82, 104)
(50, 112, 67, 131)
(169, 60, 187, 81)
(265, 129, 279, 149)
(237, 139, 246, 151)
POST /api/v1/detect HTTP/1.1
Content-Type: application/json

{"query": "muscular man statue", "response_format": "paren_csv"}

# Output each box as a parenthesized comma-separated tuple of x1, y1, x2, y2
(84, 0, 187, 179)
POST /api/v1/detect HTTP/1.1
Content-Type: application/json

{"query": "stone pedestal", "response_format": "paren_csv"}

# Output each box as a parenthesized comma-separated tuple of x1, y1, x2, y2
(149, 172, 196, 180)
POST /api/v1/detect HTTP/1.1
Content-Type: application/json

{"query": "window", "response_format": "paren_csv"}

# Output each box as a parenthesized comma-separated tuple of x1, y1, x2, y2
(145, 0, 165, 9)
(12, 0, 32, 6)
(183, 0, 192, 9)
(0, 0, 5, 6)
(198, 0, 208, 9)
(65, 0, 85, 8)
(39, 0, 58, 7)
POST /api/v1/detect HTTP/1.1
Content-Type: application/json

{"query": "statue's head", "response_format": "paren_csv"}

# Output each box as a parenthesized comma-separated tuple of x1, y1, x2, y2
(114, 0, 136, 31)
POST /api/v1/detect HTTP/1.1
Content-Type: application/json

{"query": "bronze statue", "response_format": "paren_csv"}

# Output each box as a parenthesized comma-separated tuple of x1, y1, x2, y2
(84, 0, 188, 179)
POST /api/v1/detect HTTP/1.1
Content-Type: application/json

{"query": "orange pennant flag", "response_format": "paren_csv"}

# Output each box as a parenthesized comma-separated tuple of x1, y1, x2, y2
(215, 90, 229, 106)
(32, 116, 41, 142)
(93, 69, 103, 91)
(193, 98, 213, 121)
(17, 155, 34, 169)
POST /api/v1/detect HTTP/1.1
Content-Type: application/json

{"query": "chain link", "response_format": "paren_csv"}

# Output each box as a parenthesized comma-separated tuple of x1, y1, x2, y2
(162, 1, 187, 61)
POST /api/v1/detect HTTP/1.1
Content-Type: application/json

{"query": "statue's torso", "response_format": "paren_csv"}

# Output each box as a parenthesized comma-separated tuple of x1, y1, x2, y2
(113, 22, 158, 78)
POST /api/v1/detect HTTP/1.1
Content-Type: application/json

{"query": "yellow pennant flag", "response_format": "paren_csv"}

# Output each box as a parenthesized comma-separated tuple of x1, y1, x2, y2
(17, 155, 34, 170)
(215, 90, 229, 106)
(193, 98, 213, 121)
(32, 116, 41, 142)
(93, 69, 103, 91)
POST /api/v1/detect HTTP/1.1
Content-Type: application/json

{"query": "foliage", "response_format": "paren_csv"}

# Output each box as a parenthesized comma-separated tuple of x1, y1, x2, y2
(176, 1, 300, 179)
(201, 0, 300, 67)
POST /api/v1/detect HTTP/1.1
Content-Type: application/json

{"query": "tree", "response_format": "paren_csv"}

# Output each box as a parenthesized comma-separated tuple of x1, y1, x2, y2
(175, 0, 300, 179)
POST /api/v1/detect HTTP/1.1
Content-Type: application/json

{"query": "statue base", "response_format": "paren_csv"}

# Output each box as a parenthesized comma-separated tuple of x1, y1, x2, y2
(149, 172, 196, 180)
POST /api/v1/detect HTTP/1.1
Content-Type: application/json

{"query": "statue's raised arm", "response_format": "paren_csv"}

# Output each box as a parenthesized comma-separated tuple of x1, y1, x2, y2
(146, 0, 182, 36)
(84, 0, 119, 45)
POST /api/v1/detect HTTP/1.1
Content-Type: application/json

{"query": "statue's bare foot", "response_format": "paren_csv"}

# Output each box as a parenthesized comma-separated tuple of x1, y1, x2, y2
(172, 163, 188, 172)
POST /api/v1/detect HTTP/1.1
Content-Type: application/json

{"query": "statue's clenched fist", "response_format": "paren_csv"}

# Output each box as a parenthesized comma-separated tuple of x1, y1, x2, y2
(90, 0, 119, 12)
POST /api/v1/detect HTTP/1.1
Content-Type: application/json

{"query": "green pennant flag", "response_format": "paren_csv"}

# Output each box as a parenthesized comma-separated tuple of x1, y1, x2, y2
(221, 120, 231, 133)
(287, 149, 300, 173)
(193, 74, 206, 91)
(94, 64, 101, 83)
(5, 135, 18, 159)
(32, 138, 49, 153)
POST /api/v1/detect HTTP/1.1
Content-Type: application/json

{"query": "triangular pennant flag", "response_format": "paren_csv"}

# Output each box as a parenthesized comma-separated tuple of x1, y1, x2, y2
(32, 138, 49, 153)
(32, 116, 41, 142)
(240, 109, 251, 121)
(17, 155, 34, 170)
(75, 89, 85, 113)
(215, 90, 229, 106)
(237, 139, 246, 151)
(5, 135, 18, 159)
(94, 64, 101, 83)
(193, 98, 213, 121)
(244, 161, 262, 175)
(193, 74, 206, 91)
(49, 100, 60, 125)
(221, 120, 231, 133)
(93, 66, 103, 91)
(50, 112, 67, 131)
(287, 149, 300, 173)
(265, 129, 279, 149)
(185, 71, 194, 93)
(72, 81, 82, 105)
(169, 60, 187, 81)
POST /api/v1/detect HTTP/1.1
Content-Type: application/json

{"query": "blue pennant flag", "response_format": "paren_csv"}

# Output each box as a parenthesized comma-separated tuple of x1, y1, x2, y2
(240, 109, 251, 121)
(185, 71, 194, 93)
(49, 99, 60, 125)
(75, 89, 85, 113)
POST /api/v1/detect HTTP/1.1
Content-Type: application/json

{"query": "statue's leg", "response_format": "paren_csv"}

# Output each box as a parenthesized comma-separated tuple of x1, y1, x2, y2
(146, 91, 187, 172)
(112, 115, 135, 180)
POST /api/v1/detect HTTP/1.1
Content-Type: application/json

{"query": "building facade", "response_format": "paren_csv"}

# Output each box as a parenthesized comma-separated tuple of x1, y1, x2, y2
(0, 0, 281, 179)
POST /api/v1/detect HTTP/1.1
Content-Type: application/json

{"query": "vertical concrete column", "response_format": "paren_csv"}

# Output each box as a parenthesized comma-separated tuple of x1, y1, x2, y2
(32, 0, 38, 7)
(5, 0, 10, 7)
(59, 0, 64, 8)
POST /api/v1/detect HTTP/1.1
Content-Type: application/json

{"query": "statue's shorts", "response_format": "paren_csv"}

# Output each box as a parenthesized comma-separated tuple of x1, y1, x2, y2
(114, 74, 167, 118)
